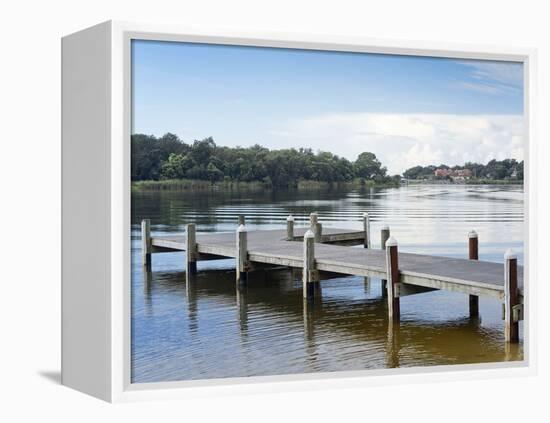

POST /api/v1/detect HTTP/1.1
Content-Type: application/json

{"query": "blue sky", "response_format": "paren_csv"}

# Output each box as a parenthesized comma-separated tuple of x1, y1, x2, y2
(132, 40, 524, 174)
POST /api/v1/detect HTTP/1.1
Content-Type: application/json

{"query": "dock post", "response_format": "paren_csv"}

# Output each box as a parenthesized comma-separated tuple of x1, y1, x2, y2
(141, 219, 152, 266)
(310, 212, 322, 242)
(309, 212, 318, 230)
(468, 230, 479, 317)
(185, 223, 197, 274)
(236, 224, 249, 287)
(504, 249, 519, 343)
(238, 214, 245, 226)
(303, 229, 319, 300)
(362, 212, 371, 288)
(362, 212, 370, 248)
(380, 225, 390, 295)
(286, 215, 294, 240)
(314, 222, 322, 243)
(385, 236, 400, 320)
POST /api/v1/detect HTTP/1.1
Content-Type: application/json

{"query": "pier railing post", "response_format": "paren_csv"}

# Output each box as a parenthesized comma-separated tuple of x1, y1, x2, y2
(303, 229, 319, 299)
(362, 212, 370, 248)
(236, 224, 249, 286)
(238, 214, 245, 226)
(504, 249, 519, 343)
(141, 219, 152, 266)
(309, 212, 318, 230)
(468, 230, 479, 317)
(186, 223, 197, 274)
(314, 222, 322, 243)
(380, 225, 390, 295)
(310, 212, 322, 243)
(286, 215, 294, 240)
(385, 236, 400, 320)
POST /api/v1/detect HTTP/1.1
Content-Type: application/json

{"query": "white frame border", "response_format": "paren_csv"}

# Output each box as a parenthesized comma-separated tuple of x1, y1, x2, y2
(108, 20, 537, 403)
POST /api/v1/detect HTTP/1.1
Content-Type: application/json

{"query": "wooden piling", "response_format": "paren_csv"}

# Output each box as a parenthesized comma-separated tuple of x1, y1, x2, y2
(362, 212, 370, 248)
(504, 249, 519, 343)
(303, 229, 319, 299)
(238, 215, 245, 226)
(141, 219, 151, 266)
(314, 222, 323, 243)
(185, 223, 197, 274)
(309, 212, 318, 229)
(286, 215, 295, 240)
(380, 225, 390, 295)
(236, 224, 249, 286)
(468, 230, 479, 317)
(385, 236, 400, 320)
(381, 225, 390, 249)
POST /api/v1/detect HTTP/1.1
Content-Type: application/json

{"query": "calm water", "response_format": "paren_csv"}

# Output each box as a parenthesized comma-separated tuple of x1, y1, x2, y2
(131, 184, 524, 383)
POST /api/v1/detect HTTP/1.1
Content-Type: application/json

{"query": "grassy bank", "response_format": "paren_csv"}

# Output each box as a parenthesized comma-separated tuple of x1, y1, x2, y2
(132, 178, 399, 192)
(465, 178, 523, 185)
(405, 179, 523, 186)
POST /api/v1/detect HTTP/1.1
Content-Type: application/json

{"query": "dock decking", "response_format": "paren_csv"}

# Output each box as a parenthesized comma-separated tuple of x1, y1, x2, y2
(141, 213, 524, 343)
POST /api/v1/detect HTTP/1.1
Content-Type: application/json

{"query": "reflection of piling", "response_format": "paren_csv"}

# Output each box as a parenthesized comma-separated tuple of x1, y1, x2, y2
(186, 223, 197, 274)
(468, 230, 479, 318)
(141, 219, 152, 266)
(380, 225, 390, 296)
(186, 270, 198, 331)
(142, 265, 153, 315)
(236, 224, 249, 287)
(303, 229, 320, 300)
(504, 249, 520, 343)
(385, 236, 400, 320)
(286, 215, 294, 240)
(386, 318, 400, 368)
(236, 284, 248, 334)
(238, 215, 245, 226)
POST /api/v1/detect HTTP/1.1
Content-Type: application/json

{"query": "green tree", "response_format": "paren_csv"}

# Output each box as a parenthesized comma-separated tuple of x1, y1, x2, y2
(160, 153, 195, 179)
(353, 152, 386, 179)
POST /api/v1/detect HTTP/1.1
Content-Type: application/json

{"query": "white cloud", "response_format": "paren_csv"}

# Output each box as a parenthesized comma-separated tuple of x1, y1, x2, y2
(268, 113, 524, 174)
(455, 60, 523, 94)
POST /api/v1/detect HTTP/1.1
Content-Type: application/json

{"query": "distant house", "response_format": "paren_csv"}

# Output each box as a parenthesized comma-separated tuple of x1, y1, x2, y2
(434, 168, 452, 178)
(434, 168, 472, 181)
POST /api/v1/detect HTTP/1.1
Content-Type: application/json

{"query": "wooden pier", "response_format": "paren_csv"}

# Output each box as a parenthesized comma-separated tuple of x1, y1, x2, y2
(141, 213, 524, 343)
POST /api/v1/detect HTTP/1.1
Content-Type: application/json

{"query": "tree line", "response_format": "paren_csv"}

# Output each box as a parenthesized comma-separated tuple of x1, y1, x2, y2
(403, 159, 524, 181)
(131, 133, 397, 187)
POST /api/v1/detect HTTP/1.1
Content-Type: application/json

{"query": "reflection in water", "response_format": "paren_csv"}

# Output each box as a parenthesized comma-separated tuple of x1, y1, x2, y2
(386, 319, 400, 368)
(186, 271, 198, 333)
(131, 185, 524, 383)
(236, 284, 248, 335)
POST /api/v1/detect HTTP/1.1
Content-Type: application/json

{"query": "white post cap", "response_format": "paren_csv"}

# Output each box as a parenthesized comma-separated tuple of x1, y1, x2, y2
(381, 224, 390, 231)
(504, 248, 517, 260)
(386, 236, 398, 247)
(287, 214, 294, 221)
(468, 230, 478, 238)
(362, 212, 369, 218)
(237, 224, 247, 233)
(304, 229, 315, 239)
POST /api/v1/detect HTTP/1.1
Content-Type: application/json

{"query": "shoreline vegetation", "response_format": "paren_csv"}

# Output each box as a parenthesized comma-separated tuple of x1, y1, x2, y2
(131, 133, 524, 192)
(131, 177, 397, 192)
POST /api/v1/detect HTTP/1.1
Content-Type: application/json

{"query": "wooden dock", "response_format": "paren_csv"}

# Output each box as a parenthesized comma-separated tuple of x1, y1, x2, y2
(141, 213, 524, 343)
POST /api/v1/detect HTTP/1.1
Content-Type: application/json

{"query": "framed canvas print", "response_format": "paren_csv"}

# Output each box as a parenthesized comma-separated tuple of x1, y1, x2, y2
(61, 21, 537, 402)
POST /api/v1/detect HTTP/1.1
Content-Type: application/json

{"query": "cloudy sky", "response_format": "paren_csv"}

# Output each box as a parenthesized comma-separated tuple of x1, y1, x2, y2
(132, 40, 524, 175)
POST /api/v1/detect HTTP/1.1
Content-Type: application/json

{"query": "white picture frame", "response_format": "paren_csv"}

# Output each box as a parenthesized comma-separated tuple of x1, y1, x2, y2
(61, 20, 538, 402)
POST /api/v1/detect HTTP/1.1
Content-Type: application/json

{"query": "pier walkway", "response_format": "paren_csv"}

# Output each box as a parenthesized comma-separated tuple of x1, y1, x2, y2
(140, 213, 524, 343)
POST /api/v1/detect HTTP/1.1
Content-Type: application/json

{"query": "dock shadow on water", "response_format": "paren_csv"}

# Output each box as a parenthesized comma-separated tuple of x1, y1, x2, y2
(131, 185, 524, 383)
